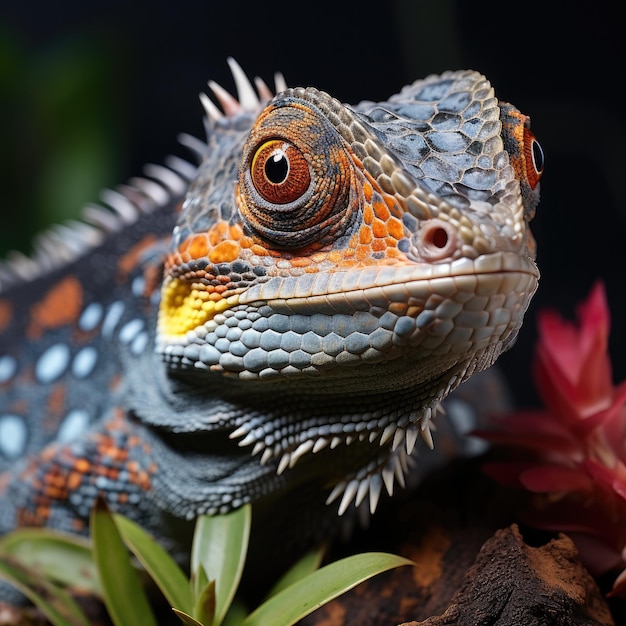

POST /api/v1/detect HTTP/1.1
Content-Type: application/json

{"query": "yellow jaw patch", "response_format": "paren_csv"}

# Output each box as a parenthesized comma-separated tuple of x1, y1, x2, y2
(158, 277, 240, 338)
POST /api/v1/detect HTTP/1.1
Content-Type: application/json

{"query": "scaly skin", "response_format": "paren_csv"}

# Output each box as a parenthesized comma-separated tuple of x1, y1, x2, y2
(0, 61, 542, 553)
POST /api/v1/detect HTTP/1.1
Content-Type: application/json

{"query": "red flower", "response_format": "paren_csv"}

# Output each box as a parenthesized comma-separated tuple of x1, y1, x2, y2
(479, 281, 626, 595)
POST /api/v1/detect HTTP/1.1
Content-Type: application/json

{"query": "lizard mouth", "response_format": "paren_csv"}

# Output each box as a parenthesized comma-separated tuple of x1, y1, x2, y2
(237, 251, 538, 310)
(156, 250, 538, 381)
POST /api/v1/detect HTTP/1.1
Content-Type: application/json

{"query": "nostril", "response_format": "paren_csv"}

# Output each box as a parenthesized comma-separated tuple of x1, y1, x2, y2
(418, 219, 456, 260)
(429, 226, 448, 249)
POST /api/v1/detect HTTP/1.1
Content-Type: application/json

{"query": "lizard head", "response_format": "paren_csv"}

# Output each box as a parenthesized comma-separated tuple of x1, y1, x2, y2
(152, 64, 542, 516)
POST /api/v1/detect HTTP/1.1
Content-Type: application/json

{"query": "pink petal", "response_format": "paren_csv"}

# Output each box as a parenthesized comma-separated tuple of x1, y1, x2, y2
(585, 459, 626, 501)
(475, 410, 579, 455)
(481, 461, 533, 488)
(589, 380, 626, 457)
(534, 282, 614, 421)
(519, 465, 593, 493)
(578, 281, 610, 360)
(536, 310, 585, 386)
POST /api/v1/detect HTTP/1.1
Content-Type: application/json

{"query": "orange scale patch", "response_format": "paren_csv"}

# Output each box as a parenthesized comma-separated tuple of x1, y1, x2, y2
(66, 471, 83, 491)
(371, 239, 387, 253)
(355, 245, 373, 262)
(387, 217, 405, 240)
(359, 226, 373, 244)
(0, 299, 12, 332)
(383, 193, 404, 218)
(336, 258, 359, 269)
(371, 219, 388, 239)
(73, 458, 91, 474)
(327, 250, 345, 264)
(373, 200, 391, 222)
(363, 179, 374, 202)
(117, 235, 158, 279)
(184, 234, 211, 259)
(290, 256, 313, 268)
(209, 240, 241, 263)
(208, 221, 229, 245)
(250, 243, 280, 257)
(362, 204, 374, 225)
(28, 276, 83, 340)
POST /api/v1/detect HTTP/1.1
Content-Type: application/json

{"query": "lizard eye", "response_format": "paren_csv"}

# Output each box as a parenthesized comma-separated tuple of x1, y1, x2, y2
(524, 128, 544, 190)
(250, 140, 312, 204)
(238, 94, 358, 249)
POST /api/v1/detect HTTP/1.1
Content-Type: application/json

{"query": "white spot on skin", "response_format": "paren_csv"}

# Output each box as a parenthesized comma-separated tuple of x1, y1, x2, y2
(102, 301, 125, 339)
(0, 356, 17, 383)
(131, 276, 145, 297)
(71, 347, 98, 379)
(0, 414, 28, 458)
(119, 319, 144, 344)
(130, 331, 149, 356)
(57, 409, 91, 443)
(78, 302, 103, 332)
(35, 343, 71, 384)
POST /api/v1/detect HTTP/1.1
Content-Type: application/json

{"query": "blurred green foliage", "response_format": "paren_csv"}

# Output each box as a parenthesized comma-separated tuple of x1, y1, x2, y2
(0, 26, 125, 258)
(0, 501, 413, 626)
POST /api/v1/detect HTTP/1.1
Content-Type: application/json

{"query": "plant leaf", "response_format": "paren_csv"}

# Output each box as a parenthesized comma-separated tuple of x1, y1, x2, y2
(194, 578, 216, 625)
(191, 505, 251, 626)
(193, 562, 209, 600)
(90, 498, 158, 626)
(172, 608, 206, 626)
(114, 514, 193, 612)
(0, 527, 100, 595)
(0, 556, 91, 626)
(265, 543, 327, 599)
(242, 552, 414, 626)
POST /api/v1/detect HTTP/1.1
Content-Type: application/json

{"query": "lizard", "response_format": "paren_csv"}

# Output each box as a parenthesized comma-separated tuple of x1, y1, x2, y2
(0, 58, 542, 571)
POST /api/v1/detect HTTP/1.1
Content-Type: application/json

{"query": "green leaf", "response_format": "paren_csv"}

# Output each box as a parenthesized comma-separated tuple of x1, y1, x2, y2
(172, 608, 206, 626)
(191, 505, 251, 626)
(194, 578, 216, 625)
(0, 556, 90, 626)
(265, 543, 327, 599)
(242, 552, 414, 626)
(193, 562, 209, 600)
(113, 514, 193, 612)
(0, 527, 100, 595)
(90, 498, 158, 626)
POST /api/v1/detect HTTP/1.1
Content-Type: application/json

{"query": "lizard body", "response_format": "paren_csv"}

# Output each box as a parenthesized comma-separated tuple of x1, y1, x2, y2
(0, 60, 541, 553)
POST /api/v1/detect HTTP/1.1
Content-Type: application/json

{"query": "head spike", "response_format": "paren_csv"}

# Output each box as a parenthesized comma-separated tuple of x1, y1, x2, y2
(226, 57, 260, 110)
(207, 79, 241, 116)
(254, 76, 273, 101)
(199, 92, 223, 121)
(274, 71, 287, 94)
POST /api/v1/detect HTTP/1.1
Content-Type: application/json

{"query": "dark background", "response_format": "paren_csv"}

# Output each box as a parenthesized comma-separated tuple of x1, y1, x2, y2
(1, 0, 624, 407)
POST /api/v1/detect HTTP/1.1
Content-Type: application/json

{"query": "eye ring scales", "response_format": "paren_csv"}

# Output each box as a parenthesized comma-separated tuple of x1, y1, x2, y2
(238, 95, 359, 249)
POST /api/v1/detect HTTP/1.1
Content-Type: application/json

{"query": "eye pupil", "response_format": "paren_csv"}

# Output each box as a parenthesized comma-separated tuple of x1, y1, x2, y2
(265, 152, 289, 184)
